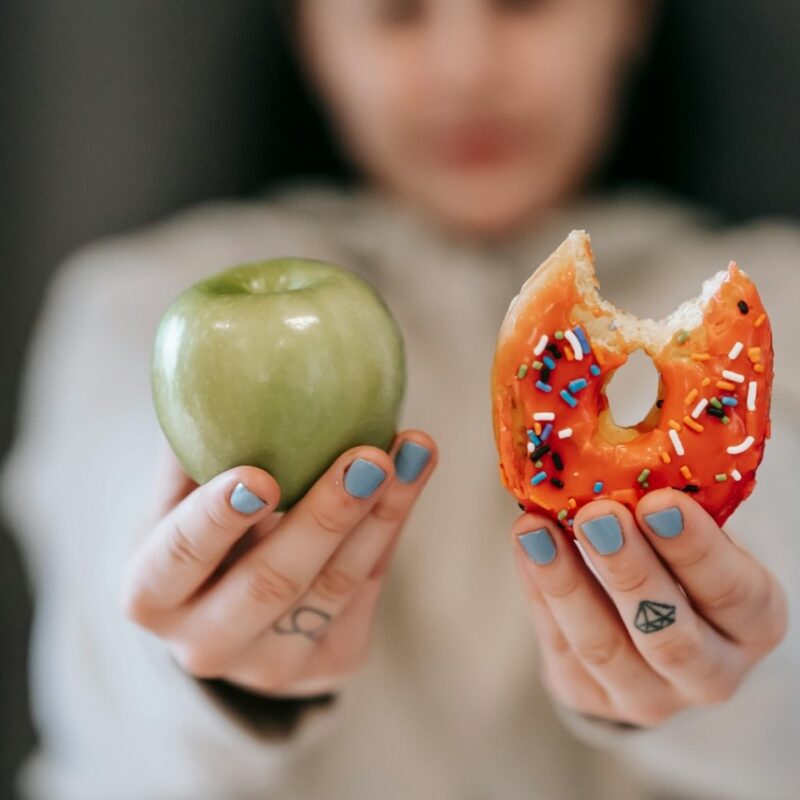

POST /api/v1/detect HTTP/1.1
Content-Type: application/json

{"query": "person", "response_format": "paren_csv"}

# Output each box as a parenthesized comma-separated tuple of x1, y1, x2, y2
(1, 1, 798, 798)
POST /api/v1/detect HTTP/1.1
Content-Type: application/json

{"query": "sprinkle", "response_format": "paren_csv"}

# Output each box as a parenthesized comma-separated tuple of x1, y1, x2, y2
(727, 435, 755, 455)
(540, 366, 552, 383)
(564, 329, 584, 361)
(684, 388, 699, 405)
(532, 360, 543, 370)
(731, 469, 742, 482)
(560, 390, 578, 408)
(568, 378, 589, 393)
(669, 429, 685, 456)
(535, 380, 552, 393)
(568, 497, 577, 510)
(737, 300, 749, 314)
(552, 453, 564, 471)
(701, 377, 711, 387)
(754, 364, 765, 374)
(728, 341, 744, 359)
(715, 473, 728, 482)
(747, 381, 758, 411)
(707, 407, 727, 419)
(709, 397, 723, 409)
(543, 355, 556, 370)
(554, 330, 564, 340)
(573, 326, 592, 355)
(567, 517, 574, 526)
(592, 307, 603, 318)
(516, 364, 529, 379)
(722, 369, 745, 383)
(680, 465, 693, 480)
(668, 419, 682, 431)
(550, 477, 565, 488)
(526, 441, 535, 454)
(691, 398, 709, 419)
(681, 484, 700, 493)
(530, 471, 548, 486)
(683, 415, 705, 433)
(747, 347, 761, 363)
(546, 343, 562, 360)
(660, 451, 672, 465)
(534, 412, 555, 421)
(534, 460, 543, 468)
(590, 364, 601, 376)
(676, 330, 689, 344)
(531, 443, 551, 461)
(564, 345, 574, 361)
(656, 399, 664, 408)
(722, 396, 738, 406)
(722, 416, 730, 424)
(691, 353, 711, 361)
(593, 481, 604, 493)
(557, 428, 573, 439)
(716, 380, 736, 391)
(637, 468, 650, 484)
(533, 334, 549, 356)
(557, 509, 568, 521)
(526, 429, 540, 444)
(541, 423, 553, 441)
(533, 422, 542, 436)
(754, 313, 766, 328)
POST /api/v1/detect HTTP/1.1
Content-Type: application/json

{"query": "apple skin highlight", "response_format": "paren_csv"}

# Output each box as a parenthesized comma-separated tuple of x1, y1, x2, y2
(151, 257, 406, 510)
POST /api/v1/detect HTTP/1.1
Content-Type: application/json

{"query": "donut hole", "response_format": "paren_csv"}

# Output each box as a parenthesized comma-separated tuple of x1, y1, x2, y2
(604, 348, 661, 430)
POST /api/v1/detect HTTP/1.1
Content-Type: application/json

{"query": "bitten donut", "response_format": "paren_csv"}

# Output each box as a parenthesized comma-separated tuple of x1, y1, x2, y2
(491, 230, 773, 531)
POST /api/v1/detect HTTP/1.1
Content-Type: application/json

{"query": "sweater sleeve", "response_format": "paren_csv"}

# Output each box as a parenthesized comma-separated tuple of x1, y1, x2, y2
(0, 242, 343, 800)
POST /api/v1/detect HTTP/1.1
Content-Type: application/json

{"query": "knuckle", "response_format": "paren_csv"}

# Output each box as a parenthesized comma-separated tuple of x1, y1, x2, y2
(369, 497, 406, 526)
(611, 568, 650, 595)
(246, 559, 303, 607)
(670, 542, 715, 570)
(751, 571, 789, 649)
(202, 493, 234, 535)
(174, 643, 225, 679)
(574, 635, 624, 667)
(313, 563, 360, 604)
(627, 700, 675, 727)
(544, 572, 582, 600)
(648, 624, 704, 669)
(166, 521, 205, 568)
(545, 628, 572, 657)
(703, 572, 750, 613)
(308, 501, 349, 537)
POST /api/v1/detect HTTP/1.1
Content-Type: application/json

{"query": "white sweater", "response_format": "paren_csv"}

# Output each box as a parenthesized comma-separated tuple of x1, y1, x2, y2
(2, 183, 799, 800)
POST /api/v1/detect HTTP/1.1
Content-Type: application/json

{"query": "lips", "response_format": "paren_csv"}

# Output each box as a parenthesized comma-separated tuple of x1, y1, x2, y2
(432, 120, 526, 169)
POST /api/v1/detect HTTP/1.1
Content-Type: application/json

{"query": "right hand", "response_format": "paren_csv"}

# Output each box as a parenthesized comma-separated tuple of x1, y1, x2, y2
(121, 430, 437, 697)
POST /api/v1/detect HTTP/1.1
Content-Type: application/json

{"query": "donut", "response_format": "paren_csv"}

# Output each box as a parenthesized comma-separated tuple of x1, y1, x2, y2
(490, 230, 773, 530)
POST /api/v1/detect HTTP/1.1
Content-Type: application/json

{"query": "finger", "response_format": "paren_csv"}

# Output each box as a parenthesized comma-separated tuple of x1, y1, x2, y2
(573, 500, 749, 703)
(262, 432, 436, 657)
(636, 489, 789, 653)
(121, 466, 281, 621)
(513, 514, 679, 725)
(176, 445, 397, 661)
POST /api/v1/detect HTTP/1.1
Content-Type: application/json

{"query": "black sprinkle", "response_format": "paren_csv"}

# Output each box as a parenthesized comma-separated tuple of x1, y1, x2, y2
(738, 300, 749, 314)
(707, 406, 726, 418)
(540, 365, 552, 383)
(546, 343, 563, 360)
(656, 399, 664, 408)
(518, 502, 526, 510)
(552, 452, 564, 471)
(550, 477, 565, 488)
(531, 443, 551, 461)
(681, 484, 701, 493)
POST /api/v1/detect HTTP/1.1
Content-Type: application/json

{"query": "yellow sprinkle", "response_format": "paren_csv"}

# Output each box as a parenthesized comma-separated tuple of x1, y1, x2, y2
(683, 415, 705, 433)
(592, 307, 603, 318)
(754, 363, 765, 374)
(716, 380, 736, 391)
(660, 451, 672, 465)
(747, 347, 762, 362)
(684, 388, 699, 405)
(564, 345, 574, 361)
(754, 313, 766, 328)
(533, 422, 542, 436)
(691, 353, 711, 361)
(701, 377, 712, 387)
(530, 494, 552, 511)
(668, 419, 682, 431)
(680, 465, 693, 480)
(568, 497, 577, 510)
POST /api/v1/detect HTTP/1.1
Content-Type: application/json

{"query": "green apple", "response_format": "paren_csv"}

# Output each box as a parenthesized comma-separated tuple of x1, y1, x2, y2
(151, 257, 406, 510)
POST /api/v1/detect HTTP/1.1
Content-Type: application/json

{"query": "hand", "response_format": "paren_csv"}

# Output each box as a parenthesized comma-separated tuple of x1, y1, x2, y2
(122, 430, 437, 697)
(511, 489, 789, 728)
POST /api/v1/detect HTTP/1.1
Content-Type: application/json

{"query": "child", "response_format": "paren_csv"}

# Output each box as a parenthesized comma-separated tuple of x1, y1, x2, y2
(2, 1, 798, 798)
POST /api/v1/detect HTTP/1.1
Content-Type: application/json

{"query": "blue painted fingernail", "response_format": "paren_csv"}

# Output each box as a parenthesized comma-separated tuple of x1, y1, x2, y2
(230, 482, 267, 514)
(517, 528, 557, 565)
(394, 441, 431, 483)
(644, 507, 684, 538)
(344, 458, 386, 498)
(580, 514, 623, 555)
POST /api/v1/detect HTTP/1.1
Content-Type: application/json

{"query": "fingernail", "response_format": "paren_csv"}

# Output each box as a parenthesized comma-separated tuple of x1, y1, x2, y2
(230, 481, 267, 514)
(517, 528, 556, 565)
(644, 507, 684, 538)
(580, 514, 623, 555)
(344, 458, 386, 498)
(394, 441, 431, 483)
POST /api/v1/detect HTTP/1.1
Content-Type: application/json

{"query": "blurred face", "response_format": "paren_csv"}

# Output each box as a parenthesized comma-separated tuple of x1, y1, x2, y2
(296, 0, 650, 240)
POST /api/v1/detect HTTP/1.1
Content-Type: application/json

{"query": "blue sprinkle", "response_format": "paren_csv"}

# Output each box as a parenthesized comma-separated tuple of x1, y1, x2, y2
(567, 518, 574, 527)
(560, 389, 578, 408)
(526, 429, 541, 445)
(543, 356, 556, 370)
(721, 396, 738, 406)
(593, 481, 604, 493)
(540, 423, 553, 441)
(568, 378, 588, 393)
(590, 364, 601, 376)
(530, 471, 548, 486)
(535, 380, 552, 393)
(573, 326, 592, 355)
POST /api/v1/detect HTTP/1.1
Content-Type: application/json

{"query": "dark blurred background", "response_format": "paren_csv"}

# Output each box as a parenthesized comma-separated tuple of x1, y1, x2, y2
(1, 1, 798, 794)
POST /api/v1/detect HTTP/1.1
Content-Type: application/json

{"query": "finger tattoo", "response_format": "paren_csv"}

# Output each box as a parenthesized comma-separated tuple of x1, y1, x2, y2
(272, 605, 332, 641)
(634, 600, 676, 634)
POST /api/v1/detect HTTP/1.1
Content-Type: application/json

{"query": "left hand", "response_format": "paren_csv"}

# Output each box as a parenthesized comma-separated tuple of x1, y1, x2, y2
(511, 488, 789, 728)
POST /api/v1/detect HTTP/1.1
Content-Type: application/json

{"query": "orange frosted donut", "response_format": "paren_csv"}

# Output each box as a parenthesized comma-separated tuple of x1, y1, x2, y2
(491, 230, 773, 530)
